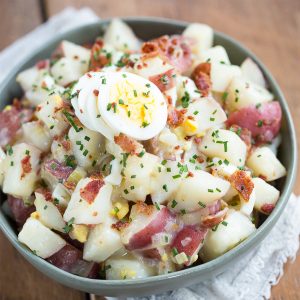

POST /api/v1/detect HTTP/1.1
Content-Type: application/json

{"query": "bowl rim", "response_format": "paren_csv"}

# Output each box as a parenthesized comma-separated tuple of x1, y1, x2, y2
(0, 16, 297, 287)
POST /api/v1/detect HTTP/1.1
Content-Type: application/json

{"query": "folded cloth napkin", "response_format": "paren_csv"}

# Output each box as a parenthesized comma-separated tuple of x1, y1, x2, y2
(1, 7, 299, 300)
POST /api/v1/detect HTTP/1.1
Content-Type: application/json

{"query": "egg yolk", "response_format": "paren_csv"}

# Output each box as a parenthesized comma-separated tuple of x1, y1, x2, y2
(109, 79, 156, 128)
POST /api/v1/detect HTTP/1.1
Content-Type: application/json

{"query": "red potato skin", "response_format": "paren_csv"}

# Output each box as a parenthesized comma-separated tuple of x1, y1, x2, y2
(0, 105, 33, 147)
(171, 225, 208, 258)
(7, 195, 35, 228)
(46, 244, 99, 278)
(126, 207, 176, 251)
(226, 102, 282, 144)
(44, 159, 74, 181)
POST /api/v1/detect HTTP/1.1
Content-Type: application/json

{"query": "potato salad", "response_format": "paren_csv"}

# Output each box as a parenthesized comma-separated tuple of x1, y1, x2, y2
(0, 19, 286, 280)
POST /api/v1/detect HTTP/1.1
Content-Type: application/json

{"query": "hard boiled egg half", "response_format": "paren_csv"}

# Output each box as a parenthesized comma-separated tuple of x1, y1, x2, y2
(71, 71, 168, 140)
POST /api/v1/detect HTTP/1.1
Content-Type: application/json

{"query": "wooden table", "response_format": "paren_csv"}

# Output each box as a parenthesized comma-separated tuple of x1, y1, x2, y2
(0, 0, 299, 299)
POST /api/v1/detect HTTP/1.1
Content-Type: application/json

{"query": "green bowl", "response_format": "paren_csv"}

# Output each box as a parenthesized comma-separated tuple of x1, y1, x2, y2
(0, 17, 297, 297)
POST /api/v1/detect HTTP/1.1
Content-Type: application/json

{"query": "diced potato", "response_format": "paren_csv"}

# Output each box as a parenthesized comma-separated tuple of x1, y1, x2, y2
(200, 210, 255, 261)
(18, 217, 66, 258)
(252, 177, 280, 214)
(34, 192, 65, 232)
(150, 160, 183, 204)
(83, 222, 122, 262)
(68, 126, 105, 170)
(199, 46, 230, 65)
(51, 57, 87, 86)
(105, 256, 156, 280)
(64, 166, 87, 188)
(69, 224, 89, 243)
(0, 147, 6, 187)
(60, 40, 90, 68)
(176, 76, 200, 103)
(121, 153, 159, 202)
(169, 169, 230, 212)
(104, 19, 140, 52)
(35, 94, 69, 137)
(50, 139, 72, 163)
(134, 56, 174, 79)
(22, 121, 52, 152)
(225, 76, 273, 112)
(3, 143, 41, 198)
(199, 128, 247, 166)
(183, 97, 227, 135)
(25, 70, 63, 106)
(183, 23, 213, 55)
(104, 157, 123, 185)
(52, 183, 71, 207)
(211, 157, 255, 215)
(63, 177, 112, 225)
(16, 67, 39, 91)
(246, 147, 286, 181)
(241, 58, 267, 88)
(211, 63, 241, 93)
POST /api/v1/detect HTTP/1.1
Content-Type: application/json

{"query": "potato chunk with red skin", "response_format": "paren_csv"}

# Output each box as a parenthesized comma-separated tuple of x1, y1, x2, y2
(0, 106, 33, 147)
(121, 202, 176, 251)
(7, 195, 35, 228)
(46, 244, 99, 278)
(226, 102, 282, 144)
(171, 225, 208, 266)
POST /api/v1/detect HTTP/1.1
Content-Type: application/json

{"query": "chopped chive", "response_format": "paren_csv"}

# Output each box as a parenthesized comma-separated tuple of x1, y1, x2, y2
(171, 199, 177, 208)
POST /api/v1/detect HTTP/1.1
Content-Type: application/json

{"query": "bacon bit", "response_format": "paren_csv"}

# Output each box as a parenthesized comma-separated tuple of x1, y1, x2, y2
(35, 188, 52, 201)
(87, 73, 92, 78)
(139, 248, 161, 260)
(149, 69, 176, 92)
(192, 62, 212, 97)
(202, 207, 228, 228)
(92, 211, 98, 216)
(114, 133, 142, 155)
(197, 156, 205, 163)
(21, 155, 32, 179)
(174, 145, 180, 150)
(80, 179, 104, 204)
(73, 55, 79, 60)
(228, 124, 252, 151)
(112, 220, 130, 231)
(41, 81, 47, 89)
(137, 64, 143, 70)
(63, 181, 76, 191)
(135, 201, 155, 216)
(167, 108, 186, 127)
(36, 106, 42, 112)
(187, 171, 194, 177)
(61, 140, 71, 151)
(261, 203, 275, 215)
(79, 109, 83, 113)
(187, 115, 195, 120)
(93, 89, 99, 96)
(89, 40, 111, 71)
(141, 42, 159, 54)
(229, 170, 254, 202)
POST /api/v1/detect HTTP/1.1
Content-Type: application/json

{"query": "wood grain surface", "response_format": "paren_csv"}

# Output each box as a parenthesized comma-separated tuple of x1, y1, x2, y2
(0, 0, 299, 299)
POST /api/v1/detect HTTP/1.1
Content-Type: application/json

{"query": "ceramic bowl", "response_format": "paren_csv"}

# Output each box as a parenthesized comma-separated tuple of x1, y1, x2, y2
(0, 17, 297, 297)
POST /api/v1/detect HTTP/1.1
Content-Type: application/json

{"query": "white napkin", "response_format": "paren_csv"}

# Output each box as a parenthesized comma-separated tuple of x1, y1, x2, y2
(1, 8, 299, 300)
